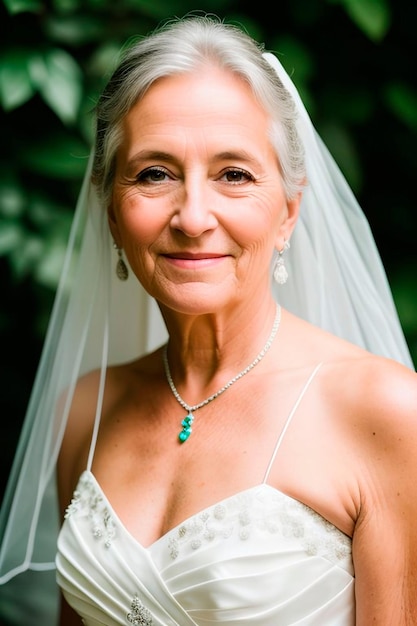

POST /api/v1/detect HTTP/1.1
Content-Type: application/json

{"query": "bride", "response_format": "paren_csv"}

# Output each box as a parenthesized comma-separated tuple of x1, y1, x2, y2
(1, 14, 416, 626)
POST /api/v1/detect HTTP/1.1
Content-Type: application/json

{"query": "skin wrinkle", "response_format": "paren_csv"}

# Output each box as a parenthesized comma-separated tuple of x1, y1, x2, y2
(109, 68, 295, 327)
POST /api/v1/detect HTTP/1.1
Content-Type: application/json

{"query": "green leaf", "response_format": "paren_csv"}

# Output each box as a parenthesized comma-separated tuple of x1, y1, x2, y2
(34, 235, 69, 288)
(29, 49, 82, 124)
(28, 193, 73, 232)
(384, 83, 417, 131)
(269, 36, 316, 114)
(328, 0, 391, 41)
(0, 180, 26, 217)
(120, 0, 192, 21)
(22, 133, 89, 178)
(52, 0, 81, 12)
(0, 220, 23, 255)
(3, 0, 44, 14)
(0, 50, 36, 110)
(45, 14, 106, 45)
(319, 122, 363, 192)
(9, 233, 43, 278)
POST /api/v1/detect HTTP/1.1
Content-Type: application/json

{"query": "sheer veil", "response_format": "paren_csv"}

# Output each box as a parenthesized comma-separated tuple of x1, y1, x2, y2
(0, 45, 413, 626)
(264, 52, 413, 364)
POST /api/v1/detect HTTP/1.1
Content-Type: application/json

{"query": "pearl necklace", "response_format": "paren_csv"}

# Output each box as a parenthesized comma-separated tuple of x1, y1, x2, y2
(162, 304, 281, 443)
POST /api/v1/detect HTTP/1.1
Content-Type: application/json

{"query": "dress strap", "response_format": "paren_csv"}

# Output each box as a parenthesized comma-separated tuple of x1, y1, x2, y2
(262, 362, 323, 484)
(86, 319, 109, 471)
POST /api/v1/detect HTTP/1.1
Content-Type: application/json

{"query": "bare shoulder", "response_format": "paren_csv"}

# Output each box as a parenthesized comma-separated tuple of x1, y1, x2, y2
(284, 311, 417, 417)
(340, 356, 417, 621)
(342, 352, 417, 496)
(317, 337, 417, 459)
(285, 309, 417, 494)
(314, 344, 417, 619)
(335, 352, 417, 438)
(57, 348, 163, 513)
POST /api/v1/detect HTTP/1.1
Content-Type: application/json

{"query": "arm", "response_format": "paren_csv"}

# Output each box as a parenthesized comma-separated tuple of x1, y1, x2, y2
(57, 370, 103, 626)
(57, 369, 102, 514)
(353, 361, 417, 624)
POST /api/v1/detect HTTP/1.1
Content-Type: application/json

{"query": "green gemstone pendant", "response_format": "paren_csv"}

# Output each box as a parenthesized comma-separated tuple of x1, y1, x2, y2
(178, 412, 194, 443)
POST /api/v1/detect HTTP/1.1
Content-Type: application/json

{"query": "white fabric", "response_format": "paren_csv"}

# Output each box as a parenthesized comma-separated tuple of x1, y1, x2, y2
(57, 476, 354, 626)
(0, 44, 413, 626)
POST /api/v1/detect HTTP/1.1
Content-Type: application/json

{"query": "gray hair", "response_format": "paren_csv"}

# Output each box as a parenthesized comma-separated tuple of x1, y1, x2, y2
(92, 15, 306, 205)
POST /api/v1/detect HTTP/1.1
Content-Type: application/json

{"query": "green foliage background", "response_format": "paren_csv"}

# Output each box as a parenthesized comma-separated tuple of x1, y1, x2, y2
(1, 0, 416, 496)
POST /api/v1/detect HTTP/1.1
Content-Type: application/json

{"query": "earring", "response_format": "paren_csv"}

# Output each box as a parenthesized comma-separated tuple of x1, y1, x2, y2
(113, 243, 129, 281)
(273, 239, 290, 285)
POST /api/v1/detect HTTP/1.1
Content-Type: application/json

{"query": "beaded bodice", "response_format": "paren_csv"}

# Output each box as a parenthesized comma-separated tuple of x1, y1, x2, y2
(65, 471, 351, 566)
(57, 471, 354, 625)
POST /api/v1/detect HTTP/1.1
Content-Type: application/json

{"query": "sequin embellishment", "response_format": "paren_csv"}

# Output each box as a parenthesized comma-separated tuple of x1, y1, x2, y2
(166, 487, 352, 565)
(64, 472, 116, 548)
(127, 595, 153, 625)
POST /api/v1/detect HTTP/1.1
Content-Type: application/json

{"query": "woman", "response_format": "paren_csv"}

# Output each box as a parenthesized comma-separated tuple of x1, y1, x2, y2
(1, 14, 416, 626)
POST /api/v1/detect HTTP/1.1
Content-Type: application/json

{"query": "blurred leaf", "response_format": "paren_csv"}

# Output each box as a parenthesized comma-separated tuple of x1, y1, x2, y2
(45, 14, 106, 45)
(0, 178, 26, 217)
(119, 0, 201, 21)
(318, 86, 374, 126)
(320, 121, 363, 191)
(52, 0, 81, 12)
(384, 83, 417, 131)
(34, 235, 69, 288)
(29, 49, 82, 124)
(272, 37, 315, 84)
(224, 14, 264, 42)
(9, 233, 43, 278)
(328, 0, 391, 41)
(0, 50, 36, 110)
(0, 220, 23, 254)
(391, 265, 417, 367)
(87, 41, 124, 80)
(391, 267, 417, 333)
(22, 133, 89, 178)
(3, 0, 43, 14)
(270, 36, 316, 114)
(28, 193, 74, 231)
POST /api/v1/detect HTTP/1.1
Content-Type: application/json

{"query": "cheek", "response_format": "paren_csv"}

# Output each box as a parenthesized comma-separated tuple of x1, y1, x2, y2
(226, 194, 284, 249)
(115, 198, 169, 248)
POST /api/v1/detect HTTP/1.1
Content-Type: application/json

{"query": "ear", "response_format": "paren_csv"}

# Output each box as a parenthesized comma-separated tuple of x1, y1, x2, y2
(107, 202, 122, 247)
(274, 192, 302, 250)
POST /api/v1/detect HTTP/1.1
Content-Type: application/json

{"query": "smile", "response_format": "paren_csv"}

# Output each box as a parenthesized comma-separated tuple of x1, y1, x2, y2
(162, 253, 227, 269)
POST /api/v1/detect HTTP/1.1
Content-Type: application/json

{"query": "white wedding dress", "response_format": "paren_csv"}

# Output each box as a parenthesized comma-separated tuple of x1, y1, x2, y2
(56, 364, 355, 625)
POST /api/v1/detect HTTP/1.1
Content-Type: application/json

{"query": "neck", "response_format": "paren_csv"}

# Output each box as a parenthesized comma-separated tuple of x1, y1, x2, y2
(162, 301, 282, 443)
(161, 298, 279, 400)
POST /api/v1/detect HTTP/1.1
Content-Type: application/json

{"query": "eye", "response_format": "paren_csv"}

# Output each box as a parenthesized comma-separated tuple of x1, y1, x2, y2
(220, 168, 254, 184)
(136, 166, 171, 184)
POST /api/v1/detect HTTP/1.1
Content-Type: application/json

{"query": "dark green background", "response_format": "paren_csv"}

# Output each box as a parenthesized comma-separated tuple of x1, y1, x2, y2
(1, 0, 416, 500)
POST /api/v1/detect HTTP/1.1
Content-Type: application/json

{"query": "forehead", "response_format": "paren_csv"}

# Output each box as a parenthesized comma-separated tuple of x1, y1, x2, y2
(121, 67, 273, 152)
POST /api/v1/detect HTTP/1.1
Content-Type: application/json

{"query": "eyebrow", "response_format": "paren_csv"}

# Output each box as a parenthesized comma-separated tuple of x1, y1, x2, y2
(214, 149, 259, 162)
(124, 151, 175, 175)
(124, 148, 262, 175)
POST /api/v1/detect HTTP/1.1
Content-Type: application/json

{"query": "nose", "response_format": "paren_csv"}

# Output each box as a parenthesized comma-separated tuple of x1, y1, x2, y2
(170, 180, 218, 237)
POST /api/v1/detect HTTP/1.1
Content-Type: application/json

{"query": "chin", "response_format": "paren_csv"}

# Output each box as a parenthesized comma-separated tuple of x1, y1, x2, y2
(156, 285, 236, 316)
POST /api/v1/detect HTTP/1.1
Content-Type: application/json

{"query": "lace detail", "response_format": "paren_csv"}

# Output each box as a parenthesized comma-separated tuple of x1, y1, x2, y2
(127, 595, 153, 625)
(64, 472, 116, 548)
(167, 487, 351, 565)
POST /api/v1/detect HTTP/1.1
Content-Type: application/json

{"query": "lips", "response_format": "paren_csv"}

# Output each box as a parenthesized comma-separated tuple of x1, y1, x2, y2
(165, 252, 225, 260)
(161, 251, 228, 270)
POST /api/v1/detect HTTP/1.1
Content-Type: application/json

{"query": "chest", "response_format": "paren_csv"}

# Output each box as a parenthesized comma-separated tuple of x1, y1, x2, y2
(86, 379, 356, 548)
